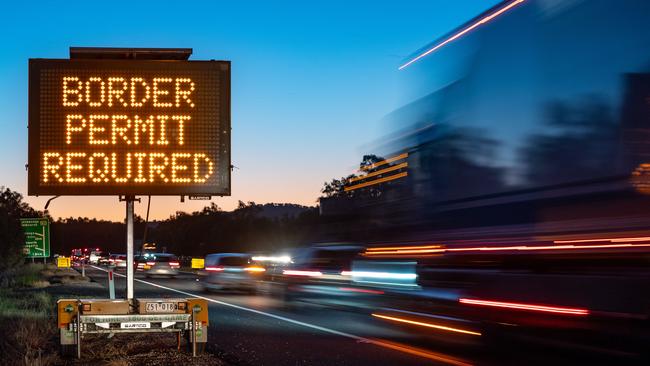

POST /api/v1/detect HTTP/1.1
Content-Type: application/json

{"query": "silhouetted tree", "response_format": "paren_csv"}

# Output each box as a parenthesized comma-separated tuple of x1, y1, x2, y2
(321, 154, 395, 199)
(321, 175, 357, 198)
(0, 187, 41, 279)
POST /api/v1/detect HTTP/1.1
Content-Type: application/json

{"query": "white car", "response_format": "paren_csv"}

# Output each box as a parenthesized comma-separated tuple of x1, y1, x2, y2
(89, 250, 103, 264)
(109, 254, 127, 270)
(201, 253, 265, 292)
(137, 253, 180, 278)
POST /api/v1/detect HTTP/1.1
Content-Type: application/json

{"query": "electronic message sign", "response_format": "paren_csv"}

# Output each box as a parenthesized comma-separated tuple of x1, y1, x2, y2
(28, 59, 230, 196)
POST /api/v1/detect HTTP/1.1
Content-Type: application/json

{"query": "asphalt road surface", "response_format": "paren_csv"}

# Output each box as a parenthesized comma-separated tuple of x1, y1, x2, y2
(79, 266, 478, 366)
(80, 266, 637, 366)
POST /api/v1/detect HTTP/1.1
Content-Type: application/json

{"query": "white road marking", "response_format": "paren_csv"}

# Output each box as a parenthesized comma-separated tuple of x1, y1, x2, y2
(90, 265, 471, 365)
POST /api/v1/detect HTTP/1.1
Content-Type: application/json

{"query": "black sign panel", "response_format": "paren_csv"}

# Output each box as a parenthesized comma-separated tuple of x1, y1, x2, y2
(28, 59, 230, 196)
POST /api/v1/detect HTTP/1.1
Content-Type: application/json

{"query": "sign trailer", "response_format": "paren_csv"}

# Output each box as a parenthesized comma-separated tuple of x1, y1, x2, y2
(28, 47, 230, 299)
(29, 47, 229, 357)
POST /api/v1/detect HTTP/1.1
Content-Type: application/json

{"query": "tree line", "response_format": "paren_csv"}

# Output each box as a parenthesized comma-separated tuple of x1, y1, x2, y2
(0, 153, 394, 267)
(0, 188, 321, 258)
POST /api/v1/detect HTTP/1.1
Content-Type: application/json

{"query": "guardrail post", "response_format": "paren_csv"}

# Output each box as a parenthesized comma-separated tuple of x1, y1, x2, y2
(108, 269, 115, 299)
(191, 307, 197, 357)
(76, 303, 81, 359)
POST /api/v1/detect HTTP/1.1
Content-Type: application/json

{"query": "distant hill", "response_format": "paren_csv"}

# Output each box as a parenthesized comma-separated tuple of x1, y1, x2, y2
(254, 203, 315, 219)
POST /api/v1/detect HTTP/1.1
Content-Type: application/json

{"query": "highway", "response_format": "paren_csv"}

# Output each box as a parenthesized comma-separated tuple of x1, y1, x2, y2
(79, 266, 634, 366)
(84, 266, 475, 366)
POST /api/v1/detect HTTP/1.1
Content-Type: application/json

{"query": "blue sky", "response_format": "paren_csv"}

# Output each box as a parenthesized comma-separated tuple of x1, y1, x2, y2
(0, 0, 497, 220)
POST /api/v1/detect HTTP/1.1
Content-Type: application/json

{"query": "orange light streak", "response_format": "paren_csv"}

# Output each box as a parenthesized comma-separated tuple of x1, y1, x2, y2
(244, 266, 266, 272)
(349, 162, 408, 183)
(364, 243, 650, 256)
(448, 243, 650, 252)
(345, 172, 408, 192)
(554, 236, 650, 244)
(364, 338, 474, 366)
(372, 313, 481, 336)
(366, 244, 443, 251)
(365, 247, 445, 255)
(360, 153, 408, 172)
(399, 0, 525, 70)
(459, 298, 589, 316)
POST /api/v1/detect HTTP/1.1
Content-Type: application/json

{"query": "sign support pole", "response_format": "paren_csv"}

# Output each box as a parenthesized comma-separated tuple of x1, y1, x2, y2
(125, 196, 135, 301)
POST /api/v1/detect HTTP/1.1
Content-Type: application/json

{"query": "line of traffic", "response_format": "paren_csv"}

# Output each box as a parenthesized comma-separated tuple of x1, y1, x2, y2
(89, 265, 472, 366)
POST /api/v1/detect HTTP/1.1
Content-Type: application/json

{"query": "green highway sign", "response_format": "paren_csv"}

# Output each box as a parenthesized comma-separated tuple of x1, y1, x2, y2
(20, 218, 50, 258)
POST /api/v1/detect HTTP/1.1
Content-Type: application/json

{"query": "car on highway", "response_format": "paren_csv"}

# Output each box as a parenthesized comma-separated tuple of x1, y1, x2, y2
(97, 254, 110, 266)
(88, 248, 103, 264)
(135, 253, 180, 278)
(278, 244, 368, 305)
(108, 254, 127, 270)
(200, 253, 266, 292)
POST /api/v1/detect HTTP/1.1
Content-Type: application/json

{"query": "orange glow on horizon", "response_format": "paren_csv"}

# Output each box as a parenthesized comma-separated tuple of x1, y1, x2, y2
(23, 183, 320, 221)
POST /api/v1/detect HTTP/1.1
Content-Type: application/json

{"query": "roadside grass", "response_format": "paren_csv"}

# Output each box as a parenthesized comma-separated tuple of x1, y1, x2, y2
(13, 263, 50, 288)
(0, 264, 59, 365)
(0, 263, 96, 365)
(0, 288, 51, 318)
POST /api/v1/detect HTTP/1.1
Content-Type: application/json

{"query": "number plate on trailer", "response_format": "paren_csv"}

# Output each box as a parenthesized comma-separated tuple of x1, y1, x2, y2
(145, 302, 178, 313)
(121, 322, 150, 329)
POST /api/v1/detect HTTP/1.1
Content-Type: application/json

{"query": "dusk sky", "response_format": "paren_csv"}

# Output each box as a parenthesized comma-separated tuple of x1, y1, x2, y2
(0, 0, 497, 221)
